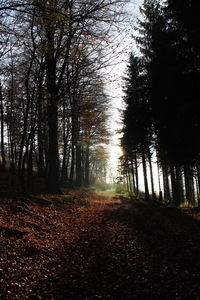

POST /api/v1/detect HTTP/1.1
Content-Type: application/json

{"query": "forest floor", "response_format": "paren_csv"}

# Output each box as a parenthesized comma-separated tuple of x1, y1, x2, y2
(1, 186, 200, 299)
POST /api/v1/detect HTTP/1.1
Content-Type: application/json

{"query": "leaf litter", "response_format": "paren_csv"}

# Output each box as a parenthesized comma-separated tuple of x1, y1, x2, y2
(1, 191, 200, 299)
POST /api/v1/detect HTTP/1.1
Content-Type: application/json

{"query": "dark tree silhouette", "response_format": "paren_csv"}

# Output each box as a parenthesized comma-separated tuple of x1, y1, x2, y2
(122, 0, 200, 205)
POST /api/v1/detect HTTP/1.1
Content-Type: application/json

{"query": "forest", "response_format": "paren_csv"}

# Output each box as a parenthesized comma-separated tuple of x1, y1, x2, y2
(121, 0, 200, 206)
(1, 0, 200, 299)
(0, 0, 118, 193)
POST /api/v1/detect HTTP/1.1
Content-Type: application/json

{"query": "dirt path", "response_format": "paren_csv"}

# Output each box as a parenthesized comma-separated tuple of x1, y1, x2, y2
(1, 193, 200, 299)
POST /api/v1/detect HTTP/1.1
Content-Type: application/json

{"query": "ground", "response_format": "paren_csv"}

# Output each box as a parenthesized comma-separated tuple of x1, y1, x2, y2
(1, 188, 200, 299)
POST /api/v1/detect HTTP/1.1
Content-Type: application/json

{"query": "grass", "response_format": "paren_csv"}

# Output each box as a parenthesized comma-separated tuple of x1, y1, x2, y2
(179, 201, 195, 208)
(94, 189, 116, 196)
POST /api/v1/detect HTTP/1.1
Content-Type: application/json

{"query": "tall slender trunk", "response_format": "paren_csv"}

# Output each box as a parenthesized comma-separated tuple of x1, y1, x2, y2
(27, 138, 33, 189)
(37, 62, 45, 177)
(170, 164, 177, 204)
(156, 157, 163, 202)
(76, 141, 82, 186)
(157, 163, 161, 192)
(70, 140, 75, 184)
(134, 152, 139, 196)
(84, 143, 90, 186)
(127, 165, 133, 193)
(46, 22, 60, 193)
(162, 161, 171, 202)
(170, 163, 183, 206)
(0, 83, 6, 169)
(69, 86, 78, 185)
(142, 150, 149, 200)
(125, 167, 129, 192)
(37, 106, 45, 177)
(65, 144, 71, 181)
(175, 164, 184, 205)
(47, 100, 60, 192)
(196, 162, 200, 206)
(147, 148, 155, 200)
(61, 103, 70, 183)
(130, 157, 136, 194)
(27, 101, 35, 190)
(184, 162, 195, 205)
(61, 138, 67, 183)
(8, 60, 16, 172)
(69, 111, 77, 184)
(18, 17, 36, 177)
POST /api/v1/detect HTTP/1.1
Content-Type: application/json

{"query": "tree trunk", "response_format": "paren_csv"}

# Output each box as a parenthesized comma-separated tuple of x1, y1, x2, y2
(170, 164, 177, 204)
(0, 82, 6, 169)
(46, 22, 60, 193)
(61, 102, 70, 184)
(37, 64, 46, 177)
(70, 139, 75, 184)
(196, 162, 200, 206)
(134, 152, 139, 196)
(127, 165, 133, 193)
(184, 162, 195, 205)
(147, 149, 155, 200)
(130, 157, 136, 194)
(69, 93, 78, 185)
(61, 137, 67, 183)
(170, 164, 183, 206)
(37, 111, 46, 177)
(69, 110, 77, 185)
(76, 141, 82, 186)
(27, 140, 33, 189)
(47, 101, 60, 193)
(175, 164, 184, 205)
(162, 161, 171, 202)
(157, 166, 161, 193)
(84, 143, 90, 186)
(142, 150, 149, 200)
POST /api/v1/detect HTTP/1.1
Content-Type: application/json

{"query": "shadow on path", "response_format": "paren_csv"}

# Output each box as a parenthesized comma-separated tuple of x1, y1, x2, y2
(43, 196, 200, 299)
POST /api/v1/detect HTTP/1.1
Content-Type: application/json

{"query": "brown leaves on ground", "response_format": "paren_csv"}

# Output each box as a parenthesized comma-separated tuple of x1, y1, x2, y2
(1, 190, 200, 299)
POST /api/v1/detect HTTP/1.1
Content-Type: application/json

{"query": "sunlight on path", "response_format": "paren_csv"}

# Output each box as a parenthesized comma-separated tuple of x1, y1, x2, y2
(2, 192, 200, 299)
(92, 195, 121, 209)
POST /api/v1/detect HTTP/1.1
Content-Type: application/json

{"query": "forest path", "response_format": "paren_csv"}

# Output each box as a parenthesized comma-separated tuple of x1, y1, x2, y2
(1, 192, 200, 299)
(44, 194, 200, 299)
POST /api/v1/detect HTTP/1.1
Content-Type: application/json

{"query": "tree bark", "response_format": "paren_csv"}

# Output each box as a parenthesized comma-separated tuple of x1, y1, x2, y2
(84, 143, 90, 186)
(134, 152, 139, 196)
(175, 164, 184, 205)
(142, 150, 149, 200)
(130, 157, 136, 194)
(76, 141, 82, 186)
(162, 161, 171, 202)
(46, 22, 60, 193)
(0, 82, 6, 169)
(184, 162, 195, 205)
(37, 62, 46, 177)
(170, 164, 177, 204)
(147, 148, 155, 200)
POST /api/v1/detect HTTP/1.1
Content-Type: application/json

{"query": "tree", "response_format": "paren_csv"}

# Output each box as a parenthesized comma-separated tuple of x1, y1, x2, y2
(121, 0, 200, 205)
(0, 0, 127, 193)
(121, 53, 153, 200)
(90, 145, 109, 186)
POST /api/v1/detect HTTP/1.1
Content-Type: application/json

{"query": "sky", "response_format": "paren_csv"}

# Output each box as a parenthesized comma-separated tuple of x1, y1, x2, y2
(106, 0, 143, 179)
(105, 0, 162, 193)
